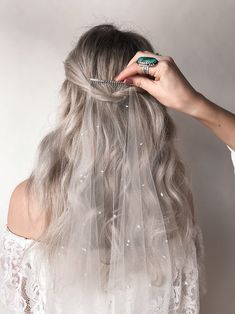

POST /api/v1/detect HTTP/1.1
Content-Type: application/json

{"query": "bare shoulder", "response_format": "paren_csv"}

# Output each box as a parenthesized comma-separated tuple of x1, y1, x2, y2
(7, 179, 46, 240)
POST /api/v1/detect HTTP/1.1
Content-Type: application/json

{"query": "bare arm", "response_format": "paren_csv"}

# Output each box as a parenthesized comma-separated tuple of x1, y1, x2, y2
(183, 92, 235, 150)
(114, 51, 235, 150)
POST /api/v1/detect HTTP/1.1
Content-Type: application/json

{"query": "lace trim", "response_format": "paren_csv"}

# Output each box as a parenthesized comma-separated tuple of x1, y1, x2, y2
(6, 226, 32, 240)
(0, 227, 45, 313)
(0, 226, 205, 313)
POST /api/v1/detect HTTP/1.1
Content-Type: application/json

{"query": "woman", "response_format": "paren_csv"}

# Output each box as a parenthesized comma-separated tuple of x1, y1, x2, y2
(0, 23, 234, 314)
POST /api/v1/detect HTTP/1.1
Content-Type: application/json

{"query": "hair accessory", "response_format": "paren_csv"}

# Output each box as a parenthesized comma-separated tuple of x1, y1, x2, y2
(136, 56, 158, 75)
(89, 78, 129, 87)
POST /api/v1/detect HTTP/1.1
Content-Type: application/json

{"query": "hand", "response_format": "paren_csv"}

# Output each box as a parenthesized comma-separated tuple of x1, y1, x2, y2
(115, 51, 235, 150)
(115, 51, 201, 115)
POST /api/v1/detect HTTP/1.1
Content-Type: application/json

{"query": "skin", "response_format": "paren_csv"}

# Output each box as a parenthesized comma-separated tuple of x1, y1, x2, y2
(6, 51, 235, 240)
(7, 180, 46, 240)
(114, 51, 235, 150)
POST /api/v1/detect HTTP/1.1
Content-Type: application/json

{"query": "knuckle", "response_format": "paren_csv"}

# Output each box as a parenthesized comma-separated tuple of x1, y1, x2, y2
(137, 78, 144, 89)
(136, 51, 144, 57)
(160, 59, 171, 70)
(165, 56, 174, 63)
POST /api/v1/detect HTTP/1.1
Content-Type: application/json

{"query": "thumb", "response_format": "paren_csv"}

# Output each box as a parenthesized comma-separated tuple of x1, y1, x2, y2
(124, 76, 158, 99)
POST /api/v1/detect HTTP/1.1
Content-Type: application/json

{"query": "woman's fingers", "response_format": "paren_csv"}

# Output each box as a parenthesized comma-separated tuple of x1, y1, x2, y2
(115, 51, 199, 113)
(115, 51, 173, 82)
(125, 74, 159, 99)
(113, 51, 173, 99)
(114, 60, 160, 82)
(126, 50, 164, 67)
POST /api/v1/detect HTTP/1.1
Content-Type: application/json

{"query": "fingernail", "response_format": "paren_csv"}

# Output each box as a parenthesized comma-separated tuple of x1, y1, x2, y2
(124, 78, 133, 85)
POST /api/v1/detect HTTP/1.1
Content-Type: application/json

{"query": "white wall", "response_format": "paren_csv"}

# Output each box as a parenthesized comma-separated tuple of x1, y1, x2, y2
(0, 0, 234, 313)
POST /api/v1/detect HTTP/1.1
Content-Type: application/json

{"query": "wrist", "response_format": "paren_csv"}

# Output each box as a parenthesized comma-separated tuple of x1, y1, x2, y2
(181, 92, 211, 119)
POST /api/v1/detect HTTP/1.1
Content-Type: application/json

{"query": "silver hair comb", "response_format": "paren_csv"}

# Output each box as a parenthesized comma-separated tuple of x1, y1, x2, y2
(89, 78, 129, 87)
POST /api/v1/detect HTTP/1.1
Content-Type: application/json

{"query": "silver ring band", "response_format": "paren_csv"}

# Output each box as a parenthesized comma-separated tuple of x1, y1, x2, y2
(142, 65, 149, 75)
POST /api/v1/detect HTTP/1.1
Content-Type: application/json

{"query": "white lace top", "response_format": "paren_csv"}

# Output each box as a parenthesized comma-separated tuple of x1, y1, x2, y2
(0, 225, 206, 314)
(0, 146, 234, 314)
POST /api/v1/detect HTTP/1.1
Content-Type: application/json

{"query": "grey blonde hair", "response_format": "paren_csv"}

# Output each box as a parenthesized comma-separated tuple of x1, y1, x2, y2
(25, 23, 196, 283)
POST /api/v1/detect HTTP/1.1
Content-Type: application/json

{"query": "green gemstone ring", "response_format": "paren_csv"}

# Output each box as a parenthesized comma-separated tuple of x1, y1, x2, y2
(136, 56, 158, 75)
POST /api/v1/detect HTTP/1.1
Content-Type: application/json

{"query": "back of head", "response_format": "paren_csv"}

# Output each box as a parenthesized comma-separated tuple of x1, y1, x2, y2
(25, 23, 196, 313)
(62, 23, 154, 103)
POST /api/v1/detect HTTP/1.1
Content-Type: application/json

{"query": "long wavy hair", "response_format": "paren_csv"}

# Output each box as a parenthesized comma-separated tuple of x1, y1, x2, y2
(25, 23, 196, 287)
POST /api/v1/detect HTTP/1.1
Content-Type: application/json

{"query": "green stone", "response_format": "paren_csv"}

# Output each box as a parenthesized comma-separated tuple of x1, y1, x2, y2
(137, 56, 158, 66)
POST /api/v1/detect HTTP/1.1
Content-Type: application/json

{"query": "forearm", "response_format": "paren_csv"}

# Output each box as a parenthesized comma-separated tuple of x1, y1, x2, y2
(185, 93, 235, 150)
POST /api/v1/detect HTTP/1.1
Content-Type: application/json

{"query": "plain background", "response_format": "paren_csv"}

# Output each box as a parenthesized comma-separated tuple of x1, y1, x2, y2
(0, 0, 234, 313)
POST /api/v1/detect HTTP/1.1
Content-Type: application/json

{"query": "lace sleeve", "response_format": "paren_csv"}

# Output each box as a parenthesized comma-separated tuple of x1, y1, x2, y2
(0, 226, 45, 314)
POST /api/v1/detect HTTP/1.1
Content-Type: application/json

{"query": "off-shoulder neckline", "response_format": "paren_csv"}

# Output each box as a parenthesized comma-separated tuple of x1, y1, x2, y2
(6, 225, 35, 241)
